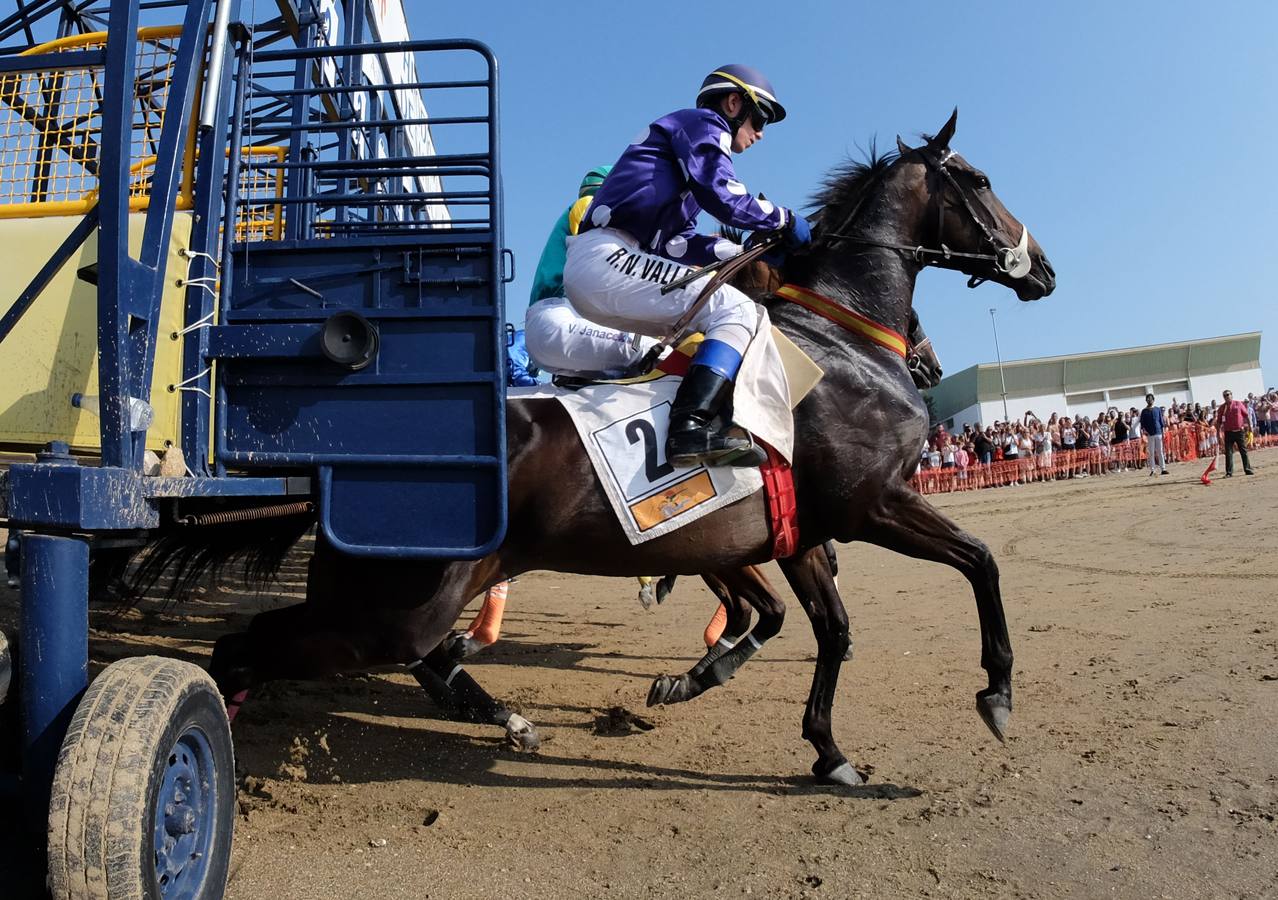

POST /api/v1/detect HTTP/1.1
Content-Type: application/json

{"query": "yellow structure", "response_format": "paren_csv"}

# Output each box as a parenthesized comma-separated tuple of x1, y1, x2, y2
(0, 27, 191, 219)
(0, 25, 289, 455)
(0, 212, 192, 453)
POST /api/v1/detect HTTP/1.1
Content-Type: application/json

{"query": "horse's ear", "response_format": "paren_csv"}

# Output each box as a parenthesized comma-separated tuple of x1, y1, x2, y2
(895, 134, 912, 156)
(929, 108, 958, 149)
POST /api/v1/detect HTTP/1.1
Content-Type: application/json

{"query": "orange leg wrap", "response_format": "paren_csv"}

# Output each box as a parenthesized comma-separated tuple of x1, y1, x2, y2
(703, 602, 728, 648)
(465, 580, 509, 647)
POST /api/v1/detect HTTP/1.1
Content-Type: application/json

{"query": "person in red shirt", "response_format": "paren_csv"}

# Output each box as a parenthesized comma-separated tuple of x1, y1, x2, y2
(1214, 389, 1255, 476)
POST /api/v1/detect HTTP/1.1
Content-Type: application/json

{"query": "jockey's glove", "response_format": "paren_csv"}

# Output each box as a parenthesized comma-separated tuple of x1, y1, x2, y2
(781, 209, 813, 250)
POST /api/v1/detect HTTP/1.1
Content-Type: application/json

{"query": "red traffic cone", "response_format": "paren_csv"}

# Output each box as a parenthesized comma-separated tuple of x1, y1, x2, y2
(1200, 455, 1217, 485)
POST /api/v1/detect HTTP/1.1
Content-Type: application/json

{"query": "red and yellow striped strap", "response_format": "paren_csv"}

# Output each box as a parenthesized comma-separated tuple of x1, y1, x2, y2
(775, 283, 908, 358)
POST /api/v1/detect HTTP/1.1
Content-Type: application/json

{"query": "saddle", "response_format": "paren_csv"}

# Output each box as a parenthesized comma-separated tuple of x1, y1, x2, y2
(552, 329, 824, 409)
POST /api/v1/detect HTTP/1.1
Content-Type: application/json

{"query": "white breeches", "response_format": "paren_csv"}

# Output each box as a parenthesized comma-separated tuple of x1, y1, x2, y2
(524, 296, 656, 377)
(563, 227, 759, 357)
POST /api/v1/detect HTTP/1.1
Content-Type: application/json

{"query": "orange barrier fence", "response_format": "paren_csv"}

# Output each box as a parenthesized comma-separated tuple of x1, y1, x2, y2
(911, 424, 1278, 495)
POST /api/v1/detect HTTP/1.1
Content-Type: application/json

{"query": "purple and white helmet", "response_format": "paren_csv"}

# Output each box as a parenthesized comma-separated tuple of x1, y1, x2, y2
(696, 64, 787, 124)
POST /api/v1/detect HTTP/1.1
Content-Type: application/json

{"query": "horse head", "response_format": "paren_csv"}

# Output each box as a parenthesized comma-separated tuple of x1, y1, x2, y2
(894, 109, 1056, 301)
(906, 309, 943, 388)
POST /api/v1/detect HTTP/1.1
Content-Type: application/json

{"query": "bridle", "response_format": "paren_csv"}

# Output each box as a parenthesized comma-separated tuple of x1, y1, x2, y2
(903, 307, 937, 381)
(905, 333, 934, 378)
(821, 147, 1032, 289)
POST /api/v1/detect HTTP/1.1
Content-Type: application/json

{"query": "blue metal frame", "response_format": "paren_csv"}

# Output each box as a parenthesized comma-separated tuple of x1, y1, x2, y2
(19, 531, 88, 825)
(180, 0, 242, 476)
(1, 2, 512, 829)
(95, 0, 214, 470)
(208, 37, 507, 558)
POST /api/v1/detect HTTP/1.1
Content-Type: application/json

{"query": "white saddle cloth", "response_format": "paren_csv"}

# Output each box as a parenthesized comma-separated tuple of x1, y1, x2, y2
(509, 313, 806, 546)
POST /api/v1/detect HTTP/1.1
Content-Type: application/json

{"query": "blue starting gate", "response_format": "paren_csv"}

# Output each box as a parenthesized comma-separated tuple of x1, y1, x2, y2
(0, 1, 508, 895)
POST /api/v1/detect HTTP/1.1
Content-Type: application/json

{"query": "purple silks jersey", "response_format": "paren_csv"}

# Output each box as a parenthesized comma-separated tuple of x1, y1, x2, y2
(579, 108, 788, 267)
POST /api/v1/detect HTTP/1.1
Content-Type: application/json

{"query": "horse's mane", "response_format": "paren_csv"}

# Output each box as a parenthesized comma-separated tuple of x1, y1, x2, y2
(809, 142, 900, 229)
(717, 147, 899, 296)
(715, 143, 898, 247)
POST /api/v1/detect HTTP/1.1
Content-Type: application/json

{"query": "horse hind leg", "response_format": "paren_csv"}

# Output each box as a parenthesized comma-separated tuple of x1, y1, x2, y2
(819, 539, 854, 661)
(779, 545, 861, 786)
(647, 566, 779, 707)
(867, 484, 1013, 742)
(213, 545, 503, 710)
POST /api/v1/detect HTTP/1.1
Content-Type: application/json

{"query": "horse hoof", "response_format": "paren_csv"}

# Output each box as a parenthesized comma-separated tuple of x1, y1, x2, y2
(842, 642, 854, 662)
(814, 760, 864, 786)
(637, 582, 656, 610)
(647, 675, 675, 707)
(655, 575, 678, 605)
(505, 713, 541, 753)
(647, 674, 692, 706)
(976, 690, 1012, 743)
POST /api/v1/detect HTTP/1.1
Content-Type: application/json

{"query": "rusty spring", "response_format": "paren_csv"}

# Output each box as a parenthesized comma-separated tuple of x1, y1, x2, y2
(178, 500, 315, 527)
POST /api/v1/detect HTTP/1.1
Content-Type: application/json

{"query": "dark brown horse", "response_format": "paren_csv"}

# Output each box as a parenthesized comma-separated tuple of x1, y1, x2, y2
(417, 264, 943, 747)
(161, 111, 1053, 785)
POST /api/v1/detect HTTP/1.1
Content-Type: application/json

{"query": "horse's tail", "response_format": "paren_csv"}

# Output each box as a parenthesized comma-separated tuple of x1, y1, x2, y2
(104, 507, 318, 605)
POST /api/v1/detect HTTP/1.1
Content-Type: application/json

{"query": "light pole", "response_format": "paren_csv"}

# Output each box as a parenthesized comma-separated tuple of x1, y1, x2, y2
(989, 307, 1010, 423)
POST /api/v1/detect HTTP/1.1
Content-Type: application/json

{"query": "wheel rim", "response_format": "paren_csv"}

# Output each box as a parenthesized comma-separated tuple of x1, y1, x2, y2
(152, 725, 219, 899)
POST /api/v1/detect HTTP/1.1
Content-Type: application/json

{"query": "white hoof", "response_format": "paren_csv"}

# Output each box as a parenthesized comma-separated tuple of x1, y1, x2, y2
(817, 761, 864, 786)
(505, 713, 541, 752)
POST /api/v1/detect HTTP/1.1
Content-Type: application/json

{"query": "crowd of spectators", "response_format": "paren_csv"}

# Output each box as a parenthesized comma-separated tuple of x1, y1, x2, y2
(915, 388, 1277, 489)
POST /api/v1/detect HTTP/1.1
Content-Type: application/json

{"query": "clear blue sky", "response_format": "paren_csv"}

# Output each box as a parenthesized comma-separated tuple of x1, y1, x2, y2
(408, 1, 1278, 384)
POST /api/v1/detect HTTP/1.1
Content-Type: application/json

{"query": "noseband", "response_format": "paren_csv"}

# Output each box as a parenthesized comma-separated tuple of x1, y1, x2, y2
(823, 148, 1031, 288)
(905, 334, 933, 376)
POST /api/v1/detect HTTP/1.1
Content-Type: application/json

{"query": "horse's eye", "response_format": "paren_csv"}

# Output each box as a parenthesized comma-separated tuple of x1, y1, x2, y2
(975, 175, 991, 189)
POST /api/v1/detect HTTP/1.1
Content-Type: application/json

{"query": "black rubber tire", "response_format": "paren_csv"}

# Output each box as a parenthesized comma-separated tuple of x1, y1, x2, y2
(47, 656, 235, 900)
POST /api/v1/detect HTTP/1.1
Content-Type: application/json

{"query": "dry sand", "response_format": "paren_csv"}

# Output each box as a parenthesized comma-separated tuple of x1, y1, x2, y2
(2, 457, 1276, 899)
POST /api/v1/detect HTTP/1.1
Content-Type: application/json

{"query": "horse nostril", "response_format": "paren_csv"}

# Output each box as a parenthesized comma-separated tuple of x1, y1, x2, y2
(1041, 257, 1056, 280)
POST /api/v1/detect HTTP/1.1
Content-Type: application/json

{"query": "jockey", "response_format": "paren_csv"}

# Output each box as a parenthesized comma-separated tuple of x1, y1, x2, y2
(506, 327, 540, 386)
(564, 64, 811, 467)
(525, 165, 659, 377)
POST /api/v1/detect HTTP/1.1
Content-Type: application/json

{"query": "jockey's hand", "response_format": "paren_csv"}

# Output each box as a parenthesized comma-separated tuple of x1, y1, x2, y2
(781, 209, 813, 250)
(744, 230, 786, 269)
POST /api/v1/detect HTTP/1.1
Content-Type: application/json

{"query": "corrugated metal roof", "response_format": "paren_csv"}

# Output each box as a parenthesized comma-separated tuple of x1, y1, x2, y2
(927, 332, 1262, 416)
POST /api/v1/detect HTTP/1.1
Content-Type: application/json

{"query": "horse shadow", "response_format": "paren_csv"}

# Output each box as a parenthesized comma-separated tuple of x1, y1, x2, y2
(228, 671, 923, 801)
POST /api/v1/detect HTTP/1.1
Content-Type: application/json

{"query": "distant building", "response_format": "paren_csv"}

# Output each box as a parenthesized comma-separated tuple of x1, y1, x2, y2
(927, 332, 1265, 429)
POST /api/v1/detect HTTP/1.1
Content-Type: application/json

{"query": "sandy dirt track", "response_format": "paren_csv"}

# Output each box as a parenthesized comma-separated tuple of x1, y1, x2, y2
(2, 457, 1277, 899)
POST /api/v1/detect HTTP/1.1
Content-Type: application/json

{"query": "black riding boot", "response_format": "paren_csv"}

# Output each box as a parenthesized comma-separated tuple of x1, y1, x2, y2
(666, 365, 765, 468)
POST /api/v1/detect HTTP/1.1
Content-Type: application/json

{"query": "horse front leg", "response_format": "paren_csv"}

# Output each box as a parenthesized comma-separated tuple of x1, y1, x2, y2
(646, 566, 781, 706)
(778, 545, 861, 785)
(866, 484, 1013, 742)
(408, 646, 541, 751)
